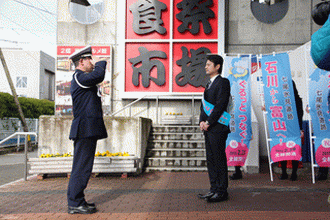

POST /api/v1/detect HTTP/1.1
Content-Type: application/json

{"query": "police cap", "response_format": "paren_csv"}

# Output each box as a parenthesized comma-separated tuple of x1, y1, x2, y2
(69, 45, 93, 63)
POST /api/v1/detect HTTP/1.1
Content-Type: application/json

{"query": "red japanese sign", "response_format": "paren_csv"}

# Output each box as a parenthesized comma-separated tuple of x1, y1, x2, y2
(172, 42, 218, 92)
(173, 0, 218, 39)
(125, 43, 170, 92)
(57, 46, 111, 56)
(124, 0, 220, 95)
(126, 0, 171, 39)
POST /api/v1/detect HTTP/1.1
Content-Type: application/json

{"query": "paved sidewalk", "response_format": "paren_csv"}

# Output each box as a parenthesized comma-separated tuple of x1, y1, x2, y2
(0, 165, 329, 220)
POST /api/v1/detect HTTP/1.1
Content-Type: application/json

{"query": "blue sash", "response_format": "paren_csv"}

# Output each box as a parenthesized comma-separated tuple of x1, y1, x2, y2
(202, 98, 231, 126)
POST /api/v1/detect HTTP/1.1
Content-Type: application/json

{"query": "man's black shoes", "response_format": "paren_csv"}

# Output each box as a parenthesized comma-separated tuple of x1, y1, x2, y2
(206, 192, 229, 203)
(229, 173, 242, 180)
(316, 173, 328, 181)
(68, 204, 97, 214)
(198, 192, 215, 200)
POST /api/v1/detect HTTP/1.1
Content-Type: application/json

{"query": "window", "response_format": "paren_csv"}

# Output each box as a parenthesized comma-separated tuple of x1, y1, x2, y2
(16, 76, 27, 88)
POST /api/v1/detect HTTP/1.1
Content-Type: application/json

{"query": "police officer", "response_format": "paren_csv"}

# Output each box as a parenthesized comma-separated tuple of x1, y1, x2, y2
(67, 45, 108, 214)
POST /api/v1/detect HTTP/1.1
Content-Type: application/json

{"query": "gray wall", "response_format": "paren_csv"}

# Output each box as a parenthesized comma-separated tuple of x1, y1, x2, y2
(226, 0, 323, 54)
(38, 116, 152, 160)
(40, 51, 55, 101)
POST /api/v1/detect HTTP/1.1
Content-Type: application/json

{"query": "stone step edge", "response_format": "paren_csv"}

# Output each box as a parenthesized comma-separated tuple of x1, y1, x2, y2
(151, 132, 203, 135)
(147, 148, 205, 151)
(145, 167, 207, 171)
(152, 125, 200, 128)
(146, 157, 206, 160)
(149, 140, 204, 143)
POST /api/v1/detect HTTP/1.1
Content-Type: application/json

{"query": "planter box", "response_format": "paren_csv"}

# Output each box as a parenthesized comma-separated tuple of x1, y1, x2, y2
(28, 156, 139, 175)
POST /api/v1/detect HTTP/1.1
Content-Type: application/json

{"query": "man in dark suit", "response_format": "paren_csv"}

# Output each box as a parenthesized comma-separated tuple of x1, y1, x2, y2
(198, 54, 231, 203)
(67, 46, 108, 214)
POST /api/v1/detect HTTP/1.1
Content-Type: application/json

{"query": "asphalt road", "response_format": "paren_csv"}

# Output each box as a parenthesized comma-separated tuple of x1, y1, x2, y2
(0, 150, 38, 186)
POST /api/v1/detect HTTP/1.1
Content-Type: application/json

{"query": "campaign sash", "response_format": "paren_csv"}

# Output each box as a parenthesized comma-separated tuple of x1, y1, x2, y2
(202, 99, 231, 126)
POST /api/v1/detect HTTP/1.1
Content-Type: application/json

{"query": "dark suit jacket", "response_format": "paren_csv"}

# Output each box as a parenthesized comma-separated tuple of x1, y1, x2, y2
(200, 75, 231, 133)
(69, 61, 108, 140)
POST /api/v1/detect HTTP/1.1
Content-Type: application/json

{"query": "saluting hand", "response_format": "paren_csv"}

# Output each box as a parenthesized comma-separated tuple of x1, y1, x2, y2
(91, 56, 101, 66)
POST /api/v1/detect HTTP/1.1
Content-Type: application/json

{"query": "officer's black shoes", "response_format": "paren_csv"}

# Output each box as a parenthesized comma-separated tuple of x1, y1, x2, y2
(68, 204, 97, 214)
(86, 202, 96, 209)
(279, 173, 288, 180)
(206, 192, 228, 203)
(229, 173, 242, 180)
(198, 192, 215, 200)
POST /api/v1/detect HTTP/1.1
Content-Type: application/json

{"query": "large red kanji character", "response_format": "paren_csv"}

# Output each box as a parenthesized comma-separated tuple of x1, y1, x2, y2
(267, 75, 278, 88)
(265, 61, 278, 74)
(273, 119, 287, 132)
(269, 106, 284, 118)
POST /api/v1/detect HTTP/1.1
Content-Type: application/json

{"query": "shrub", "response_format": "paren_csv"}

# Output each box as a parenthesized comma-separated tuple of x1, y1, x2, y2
(0, 92, 54, 119)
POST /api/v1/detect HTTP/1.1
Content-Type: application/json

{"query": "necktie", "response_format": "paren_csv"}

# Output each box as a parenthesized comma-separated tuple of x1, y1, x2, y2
(206, 80, 211, 89)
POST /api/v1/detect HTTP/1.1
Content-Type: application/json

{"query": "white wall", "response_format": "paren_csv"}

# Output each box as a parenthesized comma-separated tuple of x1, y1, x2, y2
(0, 49, 55, 100)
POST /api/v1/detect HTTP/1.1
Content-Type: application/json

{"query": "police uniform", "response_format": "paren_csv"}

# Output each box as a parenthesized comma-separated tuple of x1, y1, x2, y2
(67, 46, 107, 208)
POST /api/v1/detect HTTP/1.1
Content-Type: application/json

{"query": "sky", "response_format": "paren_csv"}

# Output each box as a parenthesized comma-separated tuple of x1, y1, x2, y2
(0, 0, 57, 57)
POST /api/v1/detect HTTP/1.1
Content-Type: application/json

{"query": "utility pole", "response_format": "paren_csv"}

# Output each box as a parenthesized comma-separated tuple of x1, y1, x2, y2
(0, 48, 29, 133)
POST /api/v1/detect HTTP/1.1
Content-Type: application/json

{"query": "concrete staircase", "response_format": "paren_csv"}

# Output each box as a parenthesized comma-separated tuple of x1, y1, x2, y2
(145, 125, 207, 171)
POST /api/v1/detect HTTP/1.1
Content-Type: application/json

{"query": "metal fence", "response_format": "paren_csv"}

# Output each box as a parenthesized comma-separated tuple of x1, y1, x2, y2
(0, 118, 38, 147)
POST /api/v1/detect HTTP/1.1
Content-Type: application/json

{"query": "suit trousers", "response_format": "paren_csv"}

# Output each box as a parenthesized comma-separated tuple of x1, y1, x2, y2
(204, 130, 229, 194)
(67, 138, 97, 207)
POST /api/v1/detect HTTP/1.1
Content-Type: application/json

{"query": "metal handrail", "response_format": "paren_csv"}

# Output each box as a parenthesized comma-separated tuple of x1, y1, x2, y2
(110, 95, 149, 117)
(0, 132, 37, 181)
(110, 94, 202, 124)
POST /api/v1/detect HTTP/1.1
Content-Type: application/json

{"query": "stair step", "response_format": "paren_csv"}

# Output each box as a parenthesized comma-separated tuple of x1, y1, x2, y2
(147, 157, 206, 160)
(145, 125, 207, 171)
(146, 158, 206, 167)
(149, 142, 204, 149)
(149, 140, 204, 143)
(151, 132, 203, 135)
(147, 149, 205, 157)
(152, 125, 199, 128)
(145, 167, 208, 172)
(149, 148, 205, 151)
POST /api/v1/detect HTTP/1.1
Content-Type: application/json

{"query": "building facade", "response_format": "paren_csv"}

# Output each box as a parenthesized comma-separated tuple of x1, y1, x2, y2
(0, 48, 55, 101)
(56, 0, 324, 157)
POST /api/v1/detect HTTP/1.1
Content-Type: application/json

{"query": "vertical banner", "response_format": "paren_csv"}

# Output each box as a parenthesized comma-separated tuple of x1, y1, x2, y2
(56, 46, 112, 116)
(261, 53, 302, 163)
(308, 58, 330, 167)
(223, 56, 252, 166)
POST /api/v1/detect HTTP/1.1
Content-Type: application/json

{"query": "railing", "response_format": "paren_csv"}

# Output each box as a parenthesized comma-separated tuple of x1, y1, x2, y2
(0, 132, 37, 181)
(110, 95, 201, 125)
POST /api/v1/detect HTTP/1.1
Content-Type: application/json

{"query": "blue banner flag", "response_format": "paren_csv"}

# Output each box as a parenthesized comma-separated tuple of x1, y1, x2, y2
(261, 53, 302, 163)
(308, 58, 330, 167)
(223, 56, 252, 166)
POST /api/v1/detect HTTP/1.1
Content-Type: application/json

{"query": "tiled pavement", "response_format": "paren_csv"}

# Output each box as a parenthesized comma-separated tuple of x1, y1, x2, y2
(0, 166, 329, 220)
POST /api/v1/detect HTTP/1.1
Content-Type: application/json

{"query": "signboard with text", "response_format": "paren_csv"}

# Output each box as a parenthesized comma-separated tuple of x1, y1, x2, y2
(308, 56, 330, 167)
(124, 0, 223, 96)
(56, 46, 112, 116)
(261, 53, 302, 163)
(223, 56, 252, 166)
